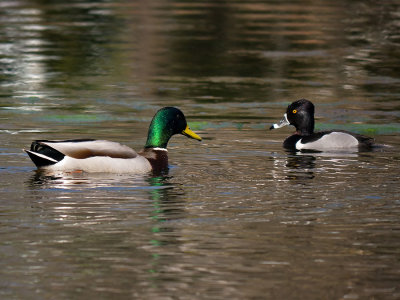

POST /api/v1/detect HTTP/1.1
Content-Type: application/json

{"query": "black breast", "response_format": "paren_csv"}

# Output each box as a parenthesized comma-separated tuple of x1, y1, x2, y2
(283, 135, 302, 150)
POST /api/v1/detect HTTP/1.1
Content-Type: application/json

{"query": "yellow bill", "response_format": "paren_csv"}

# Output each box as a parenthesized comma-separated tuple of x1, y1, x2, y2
(182, 125, 202, 141)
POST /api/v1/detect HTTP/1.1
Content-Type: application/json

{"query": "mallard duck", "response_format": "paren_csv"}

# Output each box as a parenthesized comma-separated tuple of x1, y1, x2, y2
(25, 107, 201, 173)
(270, 99, 374, 151)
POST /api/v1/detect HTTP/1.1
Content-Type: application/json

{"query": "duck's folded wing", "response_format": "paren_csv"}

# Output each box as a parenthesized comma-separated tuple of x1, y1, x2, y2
(33, 139, 138, 159)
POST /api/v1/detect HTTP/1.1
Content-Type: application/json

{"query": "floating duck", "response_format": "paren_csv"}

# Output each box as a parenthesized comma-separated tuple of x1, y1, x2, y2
(25, 107, 201, 173)
(270, 99, 374, 151)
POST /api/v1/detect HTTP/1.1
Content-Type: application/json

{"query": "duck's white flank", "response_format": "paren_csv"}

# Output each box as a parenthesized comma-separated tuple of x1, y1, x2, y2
(44, 155, 152, 173)
(296, 132, 359, 150)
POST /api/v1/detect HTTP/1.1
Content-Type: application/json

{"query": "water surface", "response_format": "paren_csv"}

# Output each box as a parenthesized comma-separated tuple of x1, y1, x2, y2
(1, 0, 400, 299)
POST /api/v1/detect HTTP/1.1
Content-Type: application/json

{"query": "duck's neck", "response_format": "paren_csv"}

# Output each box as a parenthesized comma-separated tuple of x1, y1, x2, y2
(296, 116, 314, 136)
(144, 120, 172, 149)
(139, 147, 169, 173)
(297, 127, 314, 136)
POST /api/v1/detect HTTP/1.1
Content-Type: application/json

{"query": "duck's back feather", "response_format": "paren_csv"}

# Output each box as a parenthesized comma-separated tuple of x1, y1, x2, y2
(32, 139, 138, 159)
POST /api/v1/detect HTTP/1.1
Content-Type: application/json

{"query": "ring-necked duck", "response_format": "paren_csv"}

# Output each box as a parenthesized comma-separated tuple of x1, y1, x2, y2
(25, 107, 202, 173)
(270, 99, 374, 151)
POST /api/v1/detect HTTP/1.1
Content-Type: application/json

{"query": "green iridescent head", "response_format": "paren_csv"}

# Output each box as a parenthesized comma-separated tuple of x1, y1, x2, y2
(144, 107, 201, 149)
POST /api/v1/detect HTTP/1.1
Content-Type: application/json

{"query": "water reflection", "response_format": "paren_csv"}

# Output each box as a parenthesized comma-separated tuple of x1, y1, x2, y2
(144, 176, 188, 280)
(26, 169, 192, 293)
(271, 152, 316, 183)
(285, 153, 316, 181)
(1, 0, 400, 298)
(28, 169, 148, 190)
(1, 0, 399, 108)
(27, 169, 186, 236)
(271, 150, 367, 184)
(26, 169, 180, 230)
(147, 175, 184, 224)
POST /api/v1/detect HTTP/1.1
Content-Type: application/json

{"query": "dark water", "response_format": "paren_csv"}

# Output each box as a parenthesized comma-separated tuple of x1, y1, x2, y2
(1, 0, 400, 299)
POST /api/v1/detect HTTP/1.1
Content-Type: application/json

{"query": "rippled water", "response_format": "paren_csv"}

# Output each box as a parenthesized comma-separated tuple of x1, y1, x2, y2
(1, 1, 400, 299)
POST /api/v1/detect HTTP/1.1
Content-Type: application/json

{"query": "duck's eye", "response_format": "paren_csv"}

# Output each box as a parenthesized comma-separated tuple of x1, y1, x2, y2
(292, 109, 297, 114)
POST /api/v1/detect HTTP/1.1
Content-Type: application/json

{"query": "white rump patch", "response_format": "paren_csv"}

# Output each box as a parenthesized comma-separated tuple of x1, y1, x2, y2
(296, 132, 359, 150)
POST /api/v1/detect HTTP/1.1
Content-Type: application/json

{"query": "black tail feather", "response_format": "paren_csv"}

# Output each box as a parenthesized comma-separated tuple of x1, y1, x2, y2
(25, 150, 56, 167)
(26, 141, 65, 167)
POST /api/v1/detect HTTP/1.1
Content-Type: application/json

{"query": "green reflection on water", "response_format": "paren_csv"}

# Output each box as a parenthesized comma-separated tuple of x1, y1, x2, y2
(40, 114, 111, 123)
(316, 123, 400, 135)
(146, 175, 174, 276)
(189, 121, 244, 130)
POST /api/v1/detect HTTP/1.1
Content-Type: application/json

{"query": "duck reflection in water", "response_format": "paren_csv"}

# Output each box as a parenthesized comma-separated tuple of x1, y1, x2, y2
(27, 169, 188, 284)
(28, 157, 172, 189)
(279, 150, 360, 182)
(146, 175, 186, 225)
(141, 176, 189, 278)
(284, 152, 316, 181)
